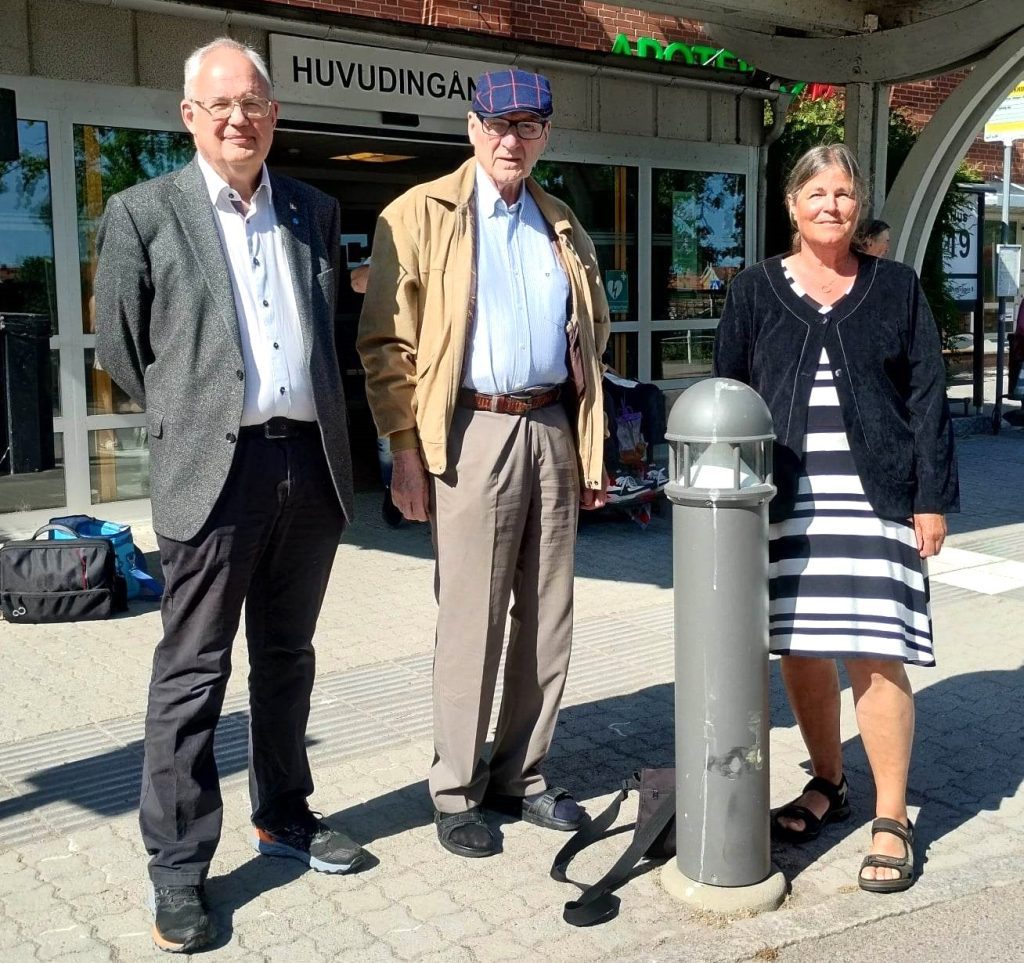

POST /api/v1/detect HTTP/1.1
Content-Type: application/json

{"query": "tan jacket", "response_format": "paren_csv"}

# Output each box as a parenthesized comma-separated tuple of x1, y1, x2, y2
(358, 158, 610, 489)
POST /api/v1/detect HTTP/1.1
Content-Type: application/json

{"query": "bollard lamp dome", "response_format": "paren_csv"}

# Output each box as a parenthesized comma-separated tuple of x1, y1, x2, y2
(665, 378, 775, 504)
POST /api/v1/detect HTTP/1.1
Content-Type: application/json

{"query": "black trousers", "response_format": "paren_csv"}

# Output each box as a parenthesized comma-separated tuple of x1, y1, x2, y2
(140, 431, 345, 886)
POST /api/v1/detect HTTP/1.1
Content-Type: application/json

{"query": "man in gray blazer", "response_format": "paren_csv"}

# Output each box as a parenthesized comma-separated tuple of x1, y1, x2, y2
(95, 37, 363, 954)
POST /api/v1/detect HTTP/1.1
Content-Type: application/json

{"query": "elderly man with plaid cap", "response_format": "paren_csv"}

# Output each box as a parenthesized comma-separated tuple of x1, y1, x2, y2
(359, 68, 610, 858)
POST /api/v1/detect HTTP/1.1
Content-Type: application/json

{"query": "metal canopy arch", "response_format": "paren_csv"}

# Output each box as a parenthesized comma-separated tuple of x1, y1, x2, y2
(702, 0, 1020, 84)
(883, 26, 1024, 272)
(630, 0, 1024, 267)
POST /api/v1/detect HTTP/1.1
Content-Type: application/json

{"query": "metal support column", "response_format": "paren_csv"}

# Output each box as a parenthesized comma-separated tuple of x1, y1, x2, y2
(994, 142, 1015, 433)
(845, 82, 890, 214)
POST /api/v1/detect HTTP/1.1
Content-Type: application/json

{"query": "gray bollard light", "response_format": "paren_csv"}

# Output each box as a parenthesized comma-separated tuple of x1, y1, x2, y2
(660, 377, 788, 914)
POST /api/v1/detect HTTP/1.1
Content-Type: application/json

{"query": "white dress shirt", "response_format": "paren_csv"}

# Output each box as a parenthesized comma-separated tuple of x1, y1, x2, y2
(463, 164, 570, 394)
(197, 153, 315, 426)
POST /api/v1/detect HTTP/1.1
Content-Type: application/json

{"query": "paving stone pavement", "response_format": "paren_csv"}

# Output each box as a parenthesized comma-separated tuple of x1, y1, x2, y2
(0, 430, 1022, 961)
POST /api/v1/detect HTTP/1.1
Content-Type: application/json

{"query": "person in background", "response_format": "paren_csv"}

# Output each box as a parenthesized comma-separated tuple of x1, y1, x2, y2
(350, 258, 403, 527)
(95, 37, 365, 953)
(1007, 295, 1024, 400)
(714, 144, 958, 894)
(359, 68, 609, 859)
(855, 218, 891, 257)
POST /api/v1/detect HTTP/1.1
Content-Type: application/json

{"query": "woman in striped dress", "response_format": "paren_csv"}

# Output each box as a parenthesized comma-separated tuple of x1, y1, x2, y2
(713, 144, 958, 893)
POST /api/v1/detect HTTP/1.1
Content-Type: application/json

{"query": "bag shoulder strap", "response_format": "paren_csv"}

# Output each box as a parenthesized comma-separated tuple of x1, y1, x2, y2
(552, 782, 677, 927)
(551, 778, 635, 886)
(32, 524, 80, 540)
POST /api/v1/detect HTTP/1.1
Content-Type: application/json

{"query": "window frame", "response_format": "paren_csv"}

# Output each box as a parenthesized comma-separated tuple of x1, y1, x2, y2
(2, 77, 184, 526)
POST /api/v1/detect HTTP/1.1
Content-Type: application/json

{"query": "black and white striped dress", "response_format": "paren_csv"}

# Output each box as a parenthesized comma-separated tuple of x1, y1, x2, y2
(768, 269, 935, 667)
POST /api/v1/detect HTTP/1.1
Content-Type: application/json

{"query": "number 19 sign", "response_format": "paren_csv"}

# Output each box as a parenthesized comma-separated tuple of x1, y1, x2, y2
(942, 206, 980, 304)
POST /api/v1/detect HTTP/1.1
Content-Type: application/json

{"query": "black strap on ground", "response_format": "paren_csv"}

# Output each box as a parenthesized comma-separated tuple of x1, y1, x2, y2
(550, 782, 677, 927)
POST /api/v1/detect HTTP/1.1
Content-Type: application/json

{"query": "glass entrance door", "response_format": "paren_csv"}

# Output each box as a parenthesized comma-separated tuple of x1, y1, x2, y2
(0, 92, 192, 534)
(0, 119, 64, 516)
(75, 124, 192, 507)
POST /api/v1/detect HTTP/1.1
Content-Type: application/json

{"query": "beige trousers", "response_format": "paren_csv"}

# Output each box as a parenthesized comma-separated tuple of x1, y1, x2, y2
(428, 404, 580, 813)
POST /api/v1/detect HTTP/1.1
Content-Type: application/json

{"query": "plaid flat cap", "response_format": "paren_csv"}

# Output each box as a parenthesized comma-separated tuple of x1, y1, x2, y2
(472, 68, 553, 118)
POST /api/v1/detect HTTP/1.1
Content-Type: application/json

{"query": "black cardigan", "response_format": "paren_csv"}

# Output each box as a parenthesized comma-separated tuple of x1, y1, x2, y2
(713, 254, 959, 523)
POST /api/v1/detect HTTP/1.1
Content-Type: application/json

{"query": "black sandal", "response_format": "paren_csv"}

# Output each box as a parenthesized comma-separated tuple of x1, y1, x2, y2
(434, 810, 497, 858)
(483, 786, 585, 832)
(858, 818, 915, 893)
(771, 774, 851, 843)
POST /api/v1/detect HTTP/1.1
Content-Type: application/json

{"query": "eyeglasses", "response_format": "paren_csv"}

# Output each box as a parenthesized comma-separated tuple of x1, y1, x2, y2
(190, 96, 274, 120)
(476, 115, 548, 140)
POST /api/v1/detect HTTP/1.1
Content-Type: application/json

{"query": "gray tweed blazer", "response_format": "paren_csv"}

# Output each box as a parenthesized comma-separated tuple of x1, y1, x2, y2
(94, 156, 354, 541)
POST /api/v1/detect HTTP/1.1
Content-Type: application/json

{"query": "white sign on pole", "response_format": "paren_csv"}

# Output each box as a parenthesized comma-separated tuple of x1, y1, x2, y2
(943, 206, 980, 304)
(984, 82, 1024, 144)
(269, 35, 497, 119)
(995, 244, 1022, 298)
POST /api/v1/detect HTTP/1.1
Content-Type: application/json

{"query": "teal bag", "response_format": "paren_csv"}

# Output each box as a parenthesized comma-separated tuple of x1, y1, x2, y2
(47, 515, 163, 601)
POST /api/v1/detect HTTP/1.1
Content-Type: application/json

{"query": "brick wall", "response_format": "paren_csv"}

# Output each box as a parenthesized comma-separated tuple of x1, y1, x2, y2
(891, 70, 1024, 183)
(261, 0, 702, 50)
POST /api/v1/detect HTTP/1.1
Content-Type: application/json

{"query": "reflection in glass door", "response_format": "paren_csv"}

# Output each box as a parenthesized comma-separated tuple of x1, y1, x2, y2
(1, 115, 194, 523)
(0, 119, 64, 514)
(532, 160, 640, 378)
(651, 168, 746, 381)
(74, 124, 192, 506)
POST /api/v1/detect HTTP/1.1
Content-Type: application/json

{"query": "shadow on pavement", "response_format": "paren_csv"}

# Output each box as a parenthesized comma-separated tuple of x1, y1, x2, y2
(2, 660, 1020, 905)
(763, 661, 1024, 884)
(947, 432, 1024, 536)
(205, 847, 382, 949)
(336, 433, 1024, 576)
(0, 711, 277, 829)
(325, 778, 434, 844)
(337, 489, 674, 588)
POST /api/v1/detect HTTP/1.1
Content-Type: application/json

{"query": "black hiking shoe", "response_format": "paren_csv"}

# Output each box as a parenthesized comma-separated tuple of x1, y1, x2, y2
(150, 884, 214, 953)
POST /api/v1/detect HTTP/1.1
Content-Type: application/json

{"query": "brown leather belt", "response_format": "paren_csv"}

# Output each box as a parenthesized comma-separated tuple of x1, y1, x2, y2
(458, 385, 563, 415)
(238, 418, 320, 440)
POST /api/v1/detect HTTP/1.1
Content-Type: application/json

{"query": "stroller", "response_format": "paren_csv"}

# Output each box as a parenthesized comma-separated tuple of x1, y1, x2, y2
(600, 372, 668, 524)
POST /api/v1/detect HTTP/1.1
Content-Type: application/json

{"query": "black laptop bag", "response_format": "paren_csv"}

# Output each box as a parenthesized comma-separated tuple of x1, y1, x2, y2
(0, 524, 127, 623)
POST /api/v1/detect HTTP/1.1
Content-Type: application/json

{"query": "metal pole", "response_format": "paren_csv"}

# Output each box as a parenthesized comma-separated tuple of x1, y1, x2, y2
(672, 494, 770, 885)
(973, 190, 986, 413)
(661, 379, 786, 915)
(994, 141, 1012, 434)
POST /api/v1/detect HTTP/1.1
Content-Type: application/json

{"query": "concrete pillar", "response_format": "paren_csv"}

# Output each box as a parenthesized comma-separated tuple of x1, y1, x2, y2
(845, 82, 890, 215)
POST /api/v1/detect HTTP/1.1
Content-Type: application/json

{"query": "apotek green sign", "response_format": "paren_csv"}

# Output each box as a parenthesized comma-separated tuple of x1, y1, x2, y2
(611, 34, 806, 96)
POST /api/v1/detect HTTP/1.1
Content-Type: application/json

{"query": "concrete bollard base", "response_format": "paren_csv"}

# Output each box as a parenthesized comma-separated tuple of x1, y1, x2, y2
(661, 860, 788, 915)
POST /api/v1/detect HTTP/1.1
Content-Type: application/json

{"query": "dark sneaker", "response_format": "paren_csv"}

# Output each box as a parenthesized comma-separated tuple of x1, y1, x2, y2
(251, 810, 365, 874)
(150, 884, 214, 953)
